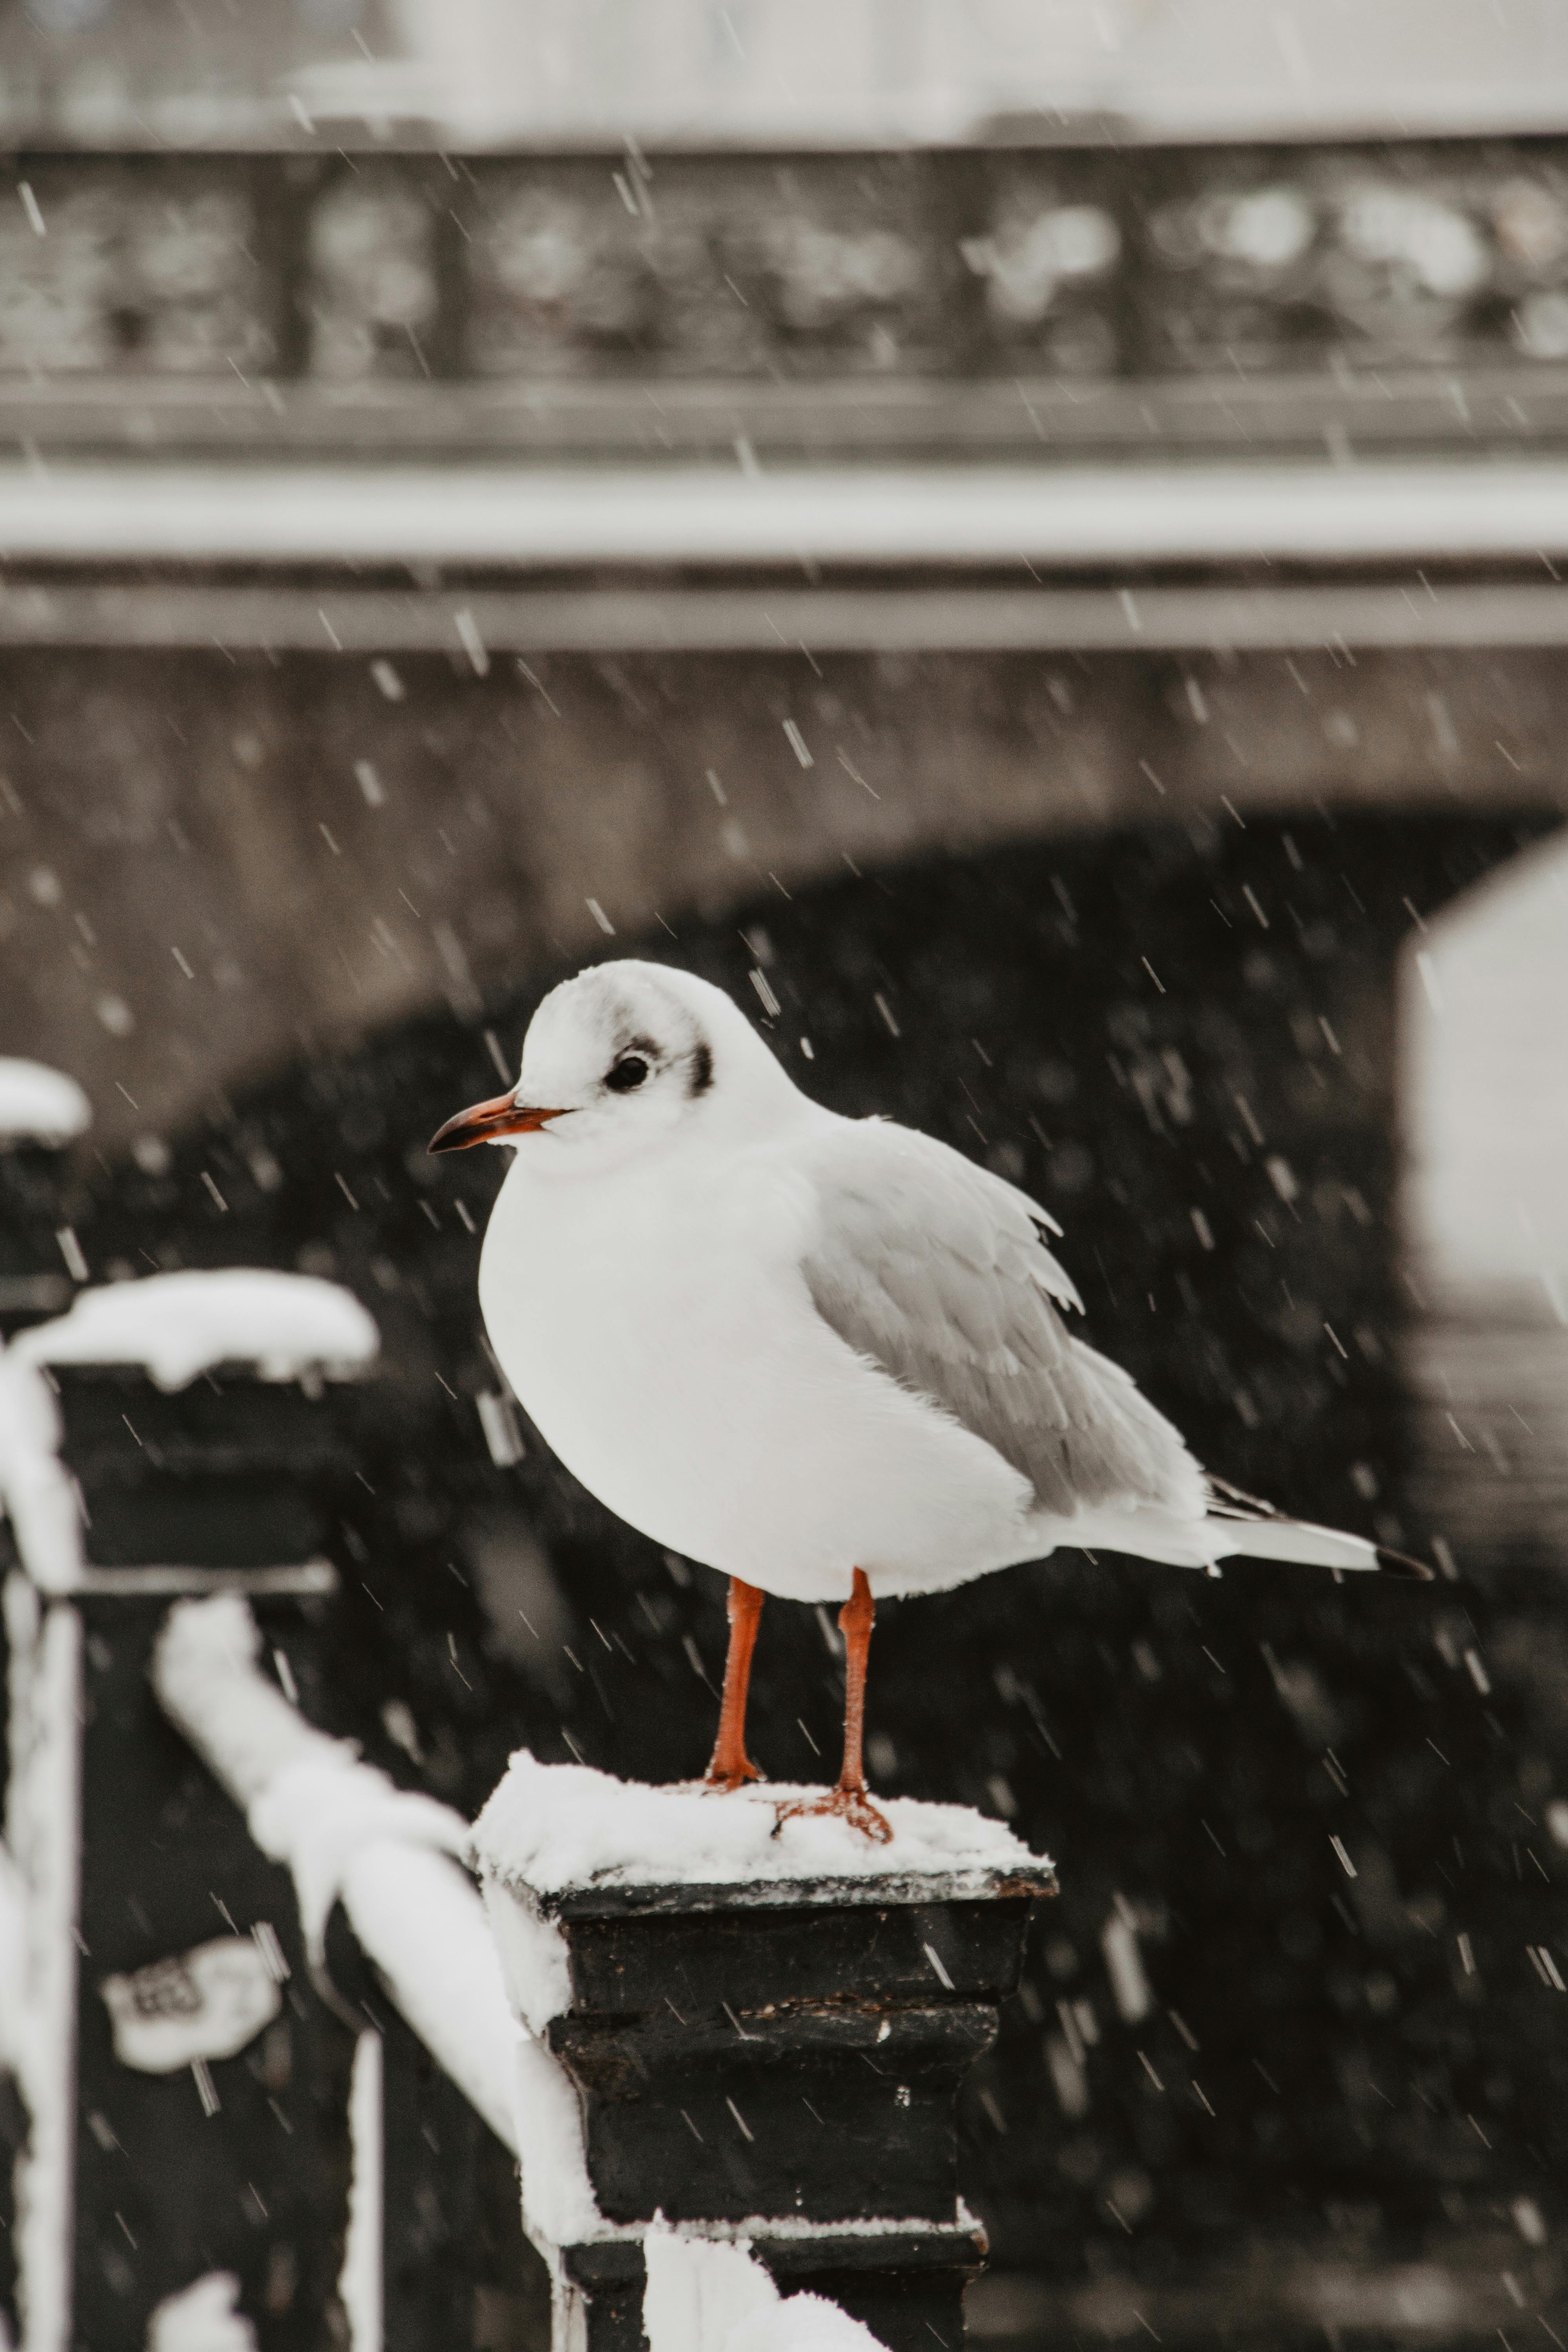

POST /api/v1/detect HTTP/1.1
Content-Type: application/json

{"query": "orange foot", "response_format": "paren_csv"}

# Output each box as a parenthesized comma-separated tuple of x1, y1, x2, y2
(772, 1781, 893, 1845)
(702, 1755, 763, 1793)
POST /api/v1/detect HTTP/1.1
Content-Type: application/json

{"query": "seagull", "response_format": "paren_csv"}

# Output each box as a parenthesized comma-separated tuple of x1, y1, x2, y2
(431, 960, 1430, 1840)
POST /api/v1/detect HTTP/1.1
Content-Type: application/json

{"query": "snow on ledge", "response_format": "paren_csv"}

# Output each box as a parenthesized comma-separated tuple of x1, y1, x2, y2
(472, 1753, 1054, 1918)
(644, 2229, 889, 2352)
(147, 2271, 257, 2352)
(14, 1268, 378, 1390)
(0, 1060, 90, 1147)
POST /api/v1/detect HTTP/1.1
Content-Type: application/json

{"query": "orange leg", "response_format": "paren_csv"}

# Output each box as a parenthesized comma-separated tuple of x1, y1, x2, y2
(703, 1577, 765, 1789)
(775, 1570, 891, 1843)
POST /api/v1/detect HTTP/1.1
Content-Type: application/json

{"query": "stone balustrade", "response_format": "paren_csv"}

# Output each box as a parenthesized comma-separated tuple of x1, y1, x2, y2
(4, 142, 1568, 407)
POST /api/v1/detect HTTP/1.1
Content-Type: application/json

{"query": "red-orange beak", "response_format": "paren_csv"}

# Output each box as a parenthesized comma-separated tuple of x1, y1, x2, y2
(427, 1092, 570, 1154)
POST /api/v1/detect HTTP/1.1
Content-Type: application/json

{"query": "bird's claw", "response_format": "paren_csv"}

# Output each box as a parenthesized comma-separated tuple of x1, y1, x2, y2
(701, 1756, 764, 1792)
(771, 1783, 893, 1844)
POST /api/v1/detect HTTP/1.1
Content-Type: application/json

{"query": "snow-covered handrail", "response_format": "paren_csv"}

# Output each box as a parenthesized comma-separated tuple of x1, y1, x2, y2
(151, 1593, 520, 2156)
(147, 1605, 901, 2351)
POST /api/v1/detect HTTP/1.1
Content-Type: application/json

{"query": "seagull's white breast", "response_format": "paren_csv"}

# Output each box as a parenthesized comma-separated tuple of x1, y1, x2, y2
(476, 1134, 1038, 1604)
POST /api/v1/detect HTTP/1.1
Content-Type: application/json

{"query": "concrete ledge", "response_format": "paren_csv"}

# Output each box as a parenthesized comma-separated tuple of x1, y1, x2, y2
(4, 459, 1568, 567)
(15, 578, 1568, 653)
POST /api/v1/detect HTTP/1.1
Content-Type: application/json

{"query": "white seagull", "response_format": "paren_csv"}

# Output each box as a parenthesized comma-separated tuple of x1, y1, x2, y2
(431, 960, 1430, 1840)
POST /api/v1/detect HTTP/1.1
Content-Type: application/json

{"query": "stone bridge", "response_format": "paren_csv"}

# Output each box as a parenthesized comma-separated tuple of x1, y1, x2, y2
(4, 135, 1568, 2350)
(3, 142, 1568, 1144)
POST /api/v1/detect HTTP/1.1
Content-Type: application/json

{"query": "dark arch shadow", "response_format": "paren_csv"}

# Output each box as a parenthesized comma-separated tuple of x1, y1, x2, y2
(79, 807, 1567, 2299)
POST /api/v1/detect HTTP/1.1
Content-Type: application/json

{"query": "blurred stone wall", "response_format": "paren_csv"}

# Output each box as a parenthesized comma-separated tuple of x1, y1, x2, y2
(9, 145, 1568, 390)
(0, 640, 1563, 1162)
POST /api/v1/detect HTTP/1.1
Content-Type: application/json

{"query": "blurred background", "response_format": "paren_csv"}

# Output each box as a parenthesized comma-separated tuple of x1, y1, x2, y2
(4, 0, 1568, 2345)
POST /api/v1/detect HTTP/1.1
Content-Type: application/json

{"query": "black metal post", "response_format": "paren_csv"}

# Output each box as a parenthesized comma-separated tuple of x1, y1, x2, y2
(481, 1833, 1054, 2352)
(3, 1292, 378, 2351)
(52, 1355, 360, 2349)
(0, 1067, 90, 1343)
(0, 1142, 77, 1345)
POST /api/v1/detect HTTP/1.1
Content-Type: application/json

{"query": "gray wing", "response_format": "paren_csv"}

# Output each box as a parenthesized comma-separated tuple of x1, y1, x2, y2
(798, 1120, 1203, 1521)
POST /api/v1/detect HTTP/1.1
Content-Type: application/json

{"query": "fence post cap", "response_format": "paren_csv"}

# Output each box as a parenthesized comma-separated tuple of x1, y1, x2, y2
(13, 1265, 379, 1388)
(472, 1752, 1055, 1923)
(0, 1058, 90, 1149)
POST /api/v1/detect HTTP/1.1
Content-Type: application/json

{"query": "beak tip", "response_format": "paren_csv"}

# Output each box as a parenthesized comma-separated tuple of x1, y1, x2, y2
(427, 1091, 561, 1158)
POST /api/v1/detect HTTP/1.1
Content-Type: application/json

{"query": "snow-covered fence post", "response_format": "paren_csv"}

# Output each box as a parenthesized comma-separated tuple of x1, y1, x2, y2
(0, 1271, 377, 2352)
(0, 1062, 91, 1343)
(472, 1759, 1057, 2352)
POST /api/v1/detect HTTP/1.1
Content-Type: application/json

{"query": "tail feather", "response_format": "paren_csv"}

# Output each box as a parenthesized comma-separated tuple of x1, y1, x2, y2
(1212, 1514, 1377, 1572)
(1208, 1502, 1435, 1580)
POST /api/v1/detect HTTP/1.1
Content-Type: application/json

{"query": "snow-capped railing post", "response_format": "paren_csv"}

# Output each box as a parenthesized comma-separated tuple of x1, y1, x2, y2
(0, 1271, 377, 2352)
(472, 1760, 1057, 2352)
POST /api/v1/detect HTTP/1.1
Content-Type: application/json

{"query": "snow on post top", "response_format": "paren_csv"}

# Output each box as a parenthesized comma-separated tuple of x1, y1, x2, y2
(0, 1059, 90, 1147)
(473, 1752, 1054, 1913)
(16, 1269, 379, 1390)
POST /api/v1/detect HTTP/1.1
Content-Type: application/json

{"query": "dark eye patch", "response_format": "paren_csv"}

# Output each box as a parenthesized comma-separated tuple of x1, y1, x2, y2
(605, 1054, 650, 1093)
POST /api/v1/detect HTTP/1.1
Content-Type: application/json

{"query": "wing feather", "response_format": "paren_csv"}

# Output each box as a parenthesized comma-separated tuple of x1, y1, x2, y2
(798, 1121, 1203, 1522)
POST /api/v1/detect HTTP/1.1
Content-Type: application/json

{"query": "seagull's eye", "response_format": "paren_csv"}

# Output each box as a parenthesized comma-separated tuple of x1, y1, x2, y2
(605, 1054, 650, 1094)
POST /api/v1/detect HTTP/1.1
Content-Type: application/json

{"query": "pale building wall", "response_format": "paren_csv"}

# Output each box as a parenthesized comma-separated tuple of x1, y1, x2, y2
(1403, 827, 1568, 1292)
(6, 0, 1568, 150)
(334, 0, 1568, 145)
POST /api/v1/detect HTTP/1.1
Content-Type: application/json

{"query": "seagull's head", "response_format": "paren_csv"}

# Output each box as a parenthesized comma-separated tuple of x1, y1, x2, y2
(427, 960, 799, 1174)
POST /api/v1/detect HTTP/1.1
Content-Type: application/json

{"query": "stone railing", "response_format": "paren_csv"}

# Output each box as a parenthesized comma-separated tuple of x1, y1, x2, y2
(7, 142, 1568, 456)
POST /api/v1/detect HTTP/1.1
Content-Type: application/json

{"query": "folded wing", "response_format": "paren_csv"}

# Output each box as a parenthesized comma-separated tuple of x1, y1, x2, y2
(797, 1121, 1207, 1525)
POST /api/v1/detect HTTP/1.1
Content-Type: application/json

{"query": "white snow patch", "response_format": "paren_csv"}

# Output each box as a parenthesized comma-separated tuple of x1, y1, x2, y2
(644, 2213, 982, 2246)
(146, 2270, 257, 2352)
(100, 1937, 281, 2074)
(643, 2230, 889, 2352)
(18, 1269, 378, 1390)
(0, 1350, 82, 1593)
(339, 2033, 384, 2352)
(474, 1753, 1052, 1906)
(0, 1839, 21, 2075)
(0, 1060, 89, 1146)
(5, 1578, 82, 2352)
(472, 1878, 601, 2243)
(512, 2026, 602, 2247)
(479, 1868, 573, 2038)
